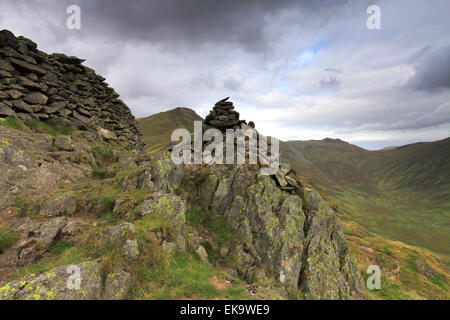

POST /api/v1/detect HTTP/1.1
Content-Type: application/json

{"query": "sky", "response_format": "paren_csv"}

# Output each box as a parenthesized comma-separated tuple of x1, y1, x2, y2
(1, 0, 449, 149)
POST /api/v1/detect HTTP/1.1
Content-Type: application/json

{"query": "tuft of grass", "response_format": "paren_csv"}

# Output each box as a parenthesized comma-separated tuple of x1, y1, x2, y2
(91, 145, 117, 164)
(0, 231, 20, 253)
(0, 117, 27, 131)
(186, 210, 235, 248)
(13, 197, 28, 216)
(25, 119, 73, 136)
(93, 168, 106, 179)
(10, 245, 86, 280)
(430, 274, 447, 290)
(49, 239, 75, 255)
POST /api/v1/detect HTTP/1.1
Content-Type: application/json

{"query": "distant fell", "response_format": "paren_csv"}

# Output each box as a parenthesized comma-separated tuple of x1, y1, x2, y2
(137, 107, 202, 153)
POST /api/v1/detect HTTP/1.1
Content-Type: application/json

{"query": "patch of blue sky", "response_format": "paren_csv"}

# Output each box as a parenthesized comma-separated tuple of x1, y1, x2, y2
(270, 49, 319, 94)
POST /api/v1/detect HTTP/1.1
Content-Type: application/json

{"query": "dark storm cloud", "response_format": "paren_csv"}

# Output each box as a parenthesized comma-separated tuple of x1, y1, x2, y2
(78, 0, 297, 51)
(59, 0, 364, 52)
(407, 46, 450, 92)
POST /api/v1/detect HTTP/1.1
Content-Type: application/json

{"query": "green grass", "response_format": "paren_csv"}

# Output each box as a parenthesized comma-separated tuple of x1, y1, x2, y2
(0, 117, 27, 131)
(149, 253, 221, 299)
(134, 252, 250, 300)
(0, 117, 74, 136)
(186, 210, 236, 248)
(25, 119, 73, 136)
(90, 145, 117, 164)
(13, 197, 28, 216)
(10, 245, 86, 280)
(0, 230, 20, 253)
(430, 274, 447, 290)
(93, 168, 106, 179)
(130, 209, 250, 299)
(49, 239, 76, 255)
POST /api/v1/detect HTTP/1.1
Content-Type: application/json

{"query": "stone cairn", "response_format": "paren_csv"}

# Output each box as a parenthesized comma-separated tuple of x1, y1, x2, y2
(203, 97, 301, 192)
(0, 29, 143, 150)
(204, 97, 244, 130)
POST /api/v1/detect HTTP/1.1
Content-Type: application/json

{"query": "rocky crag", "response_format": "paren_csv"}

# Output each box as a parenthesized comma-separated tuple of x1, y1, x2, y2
(181, 98, 366, 298)
(0, 30, 142, 149)
(0, 30, 365, 300)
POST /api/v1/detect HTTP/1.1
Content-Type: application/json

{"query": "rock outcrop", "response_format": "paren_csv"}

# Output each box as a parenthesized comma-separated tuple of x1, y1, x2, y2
(158, 98, 366, 299)
(0, 217, 83, 273)
(0, 261, 133, 300)
(0, 29, 142, 149)
(184, 162, 365, 299)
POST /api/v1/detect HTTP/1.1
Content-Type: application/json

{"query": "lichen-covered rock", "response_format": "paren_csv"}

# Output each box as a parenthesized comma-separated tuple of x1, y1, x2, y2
(23, 92, 48, 105)
(103, 271, 132, 300)
(0, 261, 102, 300)
(0, 217, 84, 269)
(138, 170, 154, 190)
(53, 135, 75, 152)
(138, 193, 186, 252)
(97, 128, 117, 141)
(298, 189, 365, 299)
(196, 245, 210, 265)
(17, 216, 81, 244)
(150, 152, 183, 193)
(0, 126, 93, 210)
(122, 239, 139, 259)
(415, 258, 436, 280)
(178, 157, 365, 299)
(0, 102, 15, 116)
(121, 173, 139, 192)
(39, 193, 78, 217)
(101, 223, 135, 242)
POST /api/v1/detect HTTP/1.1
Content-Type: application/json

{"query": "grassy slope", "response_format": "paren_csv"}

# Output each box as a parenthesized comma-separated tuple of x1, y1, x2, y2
(282, 138, 450, 257)
(137, 107, 202, 154)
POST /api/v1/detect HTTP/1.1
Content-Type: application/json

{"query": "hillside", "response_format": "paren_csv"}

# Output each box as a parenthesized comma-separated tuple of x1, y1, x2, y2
(282, 138, 450, 257)
(137, 108, 202, 154)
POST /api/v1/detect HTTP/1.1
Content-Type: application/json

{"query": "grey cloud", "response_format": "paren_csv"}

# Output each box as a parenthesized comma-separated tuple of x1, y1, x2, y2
(407, 45, 450, 92)
(408, 45, 432, 63)
(223, 79, 241, 91)
(79, 0, 299, 52)
(324, 68, 342, 74)
(24, 0, 364, 52)
(320, 74, 341, 90)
